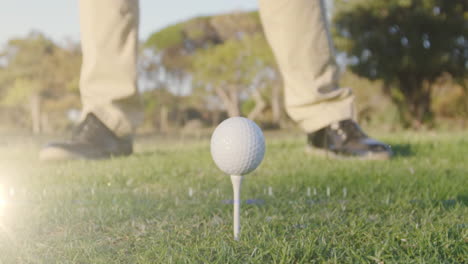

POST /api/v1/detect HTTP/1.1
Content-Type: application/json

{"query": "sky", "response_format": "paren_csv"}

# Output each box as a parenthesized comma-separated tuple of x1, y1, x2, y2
(0, 0, 259, 45)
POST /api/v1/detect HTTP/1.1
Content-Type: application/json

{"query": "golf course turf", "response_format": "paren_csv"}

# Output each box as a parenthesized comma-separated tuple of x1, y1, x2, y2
(0, 131, 466, 263)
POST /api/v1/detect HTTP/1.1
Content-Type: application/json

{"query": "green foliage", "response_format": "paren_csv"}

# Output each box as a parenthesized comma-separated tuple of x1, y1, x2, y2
(1, 79, 39, 106)
(143, 11, 278, 120)
(192, 34, 274, 87)
(191, 33, 276, 117)
(241, 98, 256, 116)
(140, 88, 178, 127)
(334, 0, 468, 127)
(144, 11, 262, 52)
(145, 23, 186, 50)
(144, 17, 217, 72)
(144, 11, 264, 74)
(432, 75, 468, 119)
(0, 33, 81, 105)
(0, 32, 82, 131)
(340, 71, 400, 128)
(145, 17, 213, 51)
(210, 11, 263, 42)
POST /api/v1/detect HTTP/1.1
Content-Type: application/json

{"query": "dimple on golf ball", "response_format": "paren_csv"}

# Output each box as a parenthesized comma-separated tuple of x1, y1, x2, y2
(210, 117, 265, 175)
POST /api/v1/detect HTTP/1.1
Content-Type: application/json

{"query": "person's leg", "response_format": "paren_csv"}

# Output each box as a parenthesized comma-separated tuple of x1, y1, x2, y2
(40, 0, 140, 161)
(258, 0, 354, 133)
(259, 0, 392, 159)
(79, 0, 141, 138)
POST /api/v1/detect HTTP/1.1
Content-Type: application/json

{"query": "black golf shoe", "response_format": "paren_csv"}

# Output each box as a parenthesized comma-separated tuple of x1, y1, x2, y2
(306, 119, 392, 160)
(39, 113, 133, 161)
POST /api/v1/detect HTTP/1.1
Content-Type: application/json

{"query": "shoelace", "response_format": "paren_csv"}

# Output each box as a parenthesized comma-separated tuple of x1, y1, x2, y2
(342, 120, 367, 140)
(330, 120, 367, 142)
(71, 115, 98, 141)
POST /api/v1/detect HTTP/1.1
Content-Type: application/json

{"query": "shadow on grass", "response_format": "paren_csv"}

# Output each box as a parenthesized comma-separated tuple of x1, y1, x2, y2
(455, 194, 468, 206)
(410, 195, 467, 210)
(390, 143, 413, 157)
(439, 195, 468, 209)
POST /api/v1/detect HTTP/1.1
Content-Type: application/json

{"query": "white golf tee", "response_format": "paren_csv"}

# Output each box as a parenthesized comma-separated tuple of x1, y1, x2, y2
(230, 175, 243, 241)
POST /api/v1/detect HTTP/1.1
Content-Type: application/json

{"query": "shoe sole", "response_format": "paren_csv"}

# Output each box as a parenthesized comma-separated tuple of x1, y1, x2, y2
(305, 146, 392, 160)
(39, 147, 88, 161)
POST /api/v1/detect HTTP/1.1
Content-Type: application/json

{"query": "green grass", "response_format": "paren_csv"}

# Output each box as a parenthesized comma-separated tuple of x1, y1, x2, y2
(0, 131, 467, 263)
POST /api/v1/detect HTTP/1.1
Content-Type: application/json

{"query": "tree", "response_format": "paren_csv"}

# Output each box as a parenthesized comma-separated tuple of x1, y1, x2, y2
(333, 0, 468, 127)
(192, 33, 276, 118)
(144, 11, 283, 124)
(0, 32, 81, 133)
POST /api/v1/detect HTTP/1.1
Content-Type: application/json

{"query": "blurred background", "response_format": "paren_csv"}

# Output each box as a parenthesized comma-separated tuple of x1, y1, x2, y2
(0, 0, 466, 136)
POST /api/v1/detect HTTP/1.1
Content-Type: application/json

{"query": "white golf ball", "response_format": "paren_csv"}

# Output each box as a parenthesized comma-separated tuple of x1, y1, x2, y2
(210, 117, 265, 175)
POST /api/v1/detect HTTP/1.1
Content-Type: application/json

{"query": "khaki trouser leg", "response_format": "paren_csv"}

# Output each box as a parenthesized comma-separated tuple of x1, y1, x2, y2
(79, 0, 140, 138)
(259, 0, 355, 133)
